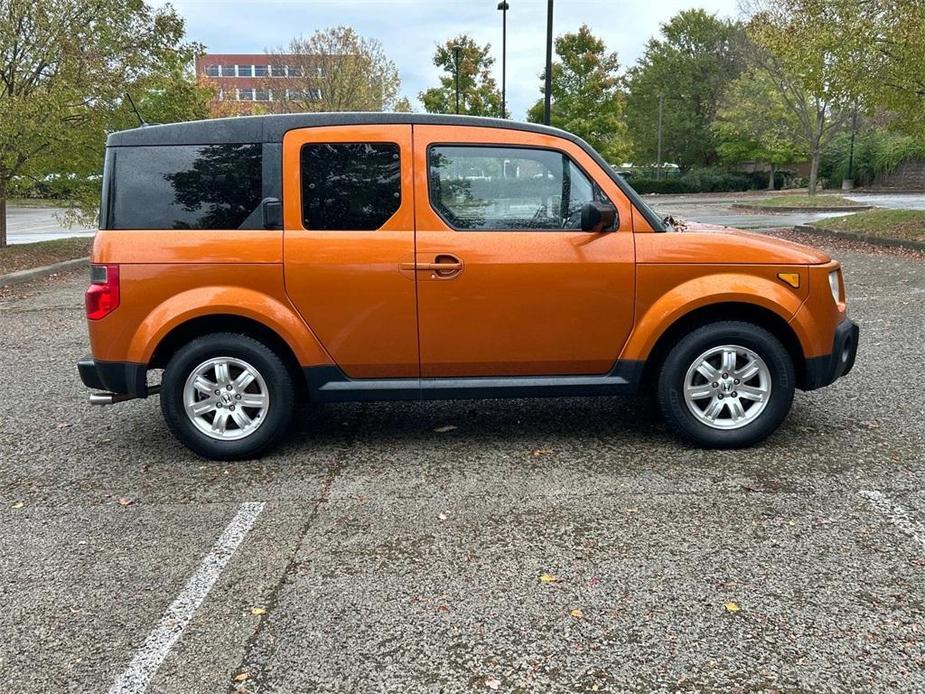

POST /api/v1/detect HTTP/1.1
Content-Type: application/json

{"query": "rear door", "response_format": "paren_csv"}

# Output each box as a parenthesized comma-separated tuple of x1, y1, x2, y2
(412, 125, 636, 377)
(283, 125, 418, 378)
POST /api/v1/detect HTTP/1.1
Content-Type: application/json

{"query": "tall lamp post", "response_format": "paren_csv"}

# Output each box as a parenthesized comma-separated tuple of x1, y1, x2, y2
(497, 1, 509, 118)
(543, 0, 553, 125)
(453, 44, 462, 114)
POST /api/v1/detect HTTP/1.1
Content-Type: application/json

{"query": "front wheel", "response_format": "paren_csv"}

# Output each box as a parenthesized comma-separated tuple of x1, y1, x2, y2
(657, 321, 795, 448)
(160, 333, 295, 460)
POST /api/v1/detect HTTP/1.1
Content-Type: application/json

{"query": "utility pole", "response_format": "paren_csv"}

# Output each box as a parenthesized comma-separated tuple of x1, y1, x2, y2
(656, 93, 664, 179)
(498, 1, 509, 118)
(543, 0, 553, 125)
(453, 44, 462, 115)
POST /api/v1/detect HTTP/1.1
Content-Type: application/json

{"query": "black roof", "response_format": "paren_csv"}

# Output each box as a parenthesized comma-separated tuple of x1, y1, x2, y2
(106, 112, 575, 147)
(105, 112, 664, 231)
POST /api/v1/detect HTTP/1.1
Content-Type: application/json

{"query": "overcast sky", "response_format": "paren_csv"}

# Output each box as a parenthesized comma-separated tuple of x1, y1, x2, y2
(159, 0, 741, 119)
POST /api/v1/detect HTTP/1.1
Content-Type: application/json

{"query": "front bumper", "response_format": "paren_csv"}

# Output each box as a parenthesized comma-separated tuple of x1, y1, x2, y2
(77, 355, 149, 397)
(803, 319, 859, 390)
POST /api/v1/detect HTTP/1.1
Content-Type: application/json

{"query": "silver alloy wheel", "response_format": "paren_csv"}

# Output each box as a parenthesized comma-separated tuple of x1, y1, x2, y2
(682, 344, 771, 430)
(182, 357, 269, 441)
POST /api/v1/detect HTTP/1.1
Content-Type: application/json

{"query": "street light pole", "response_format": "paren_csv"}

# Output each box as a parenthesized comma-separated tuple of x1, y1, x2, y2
(453, 44, 462, 114)
(656, 93, 664, 180)
(498, 1, 509, 118)
(543, 0, 553, 125)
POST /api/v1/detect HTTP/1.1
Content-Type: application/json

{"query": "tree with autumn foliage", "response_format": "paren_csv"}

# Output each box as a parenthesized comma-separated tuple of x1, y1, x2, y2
(0, 0, 211, 246)
(526, 25, 630, 164)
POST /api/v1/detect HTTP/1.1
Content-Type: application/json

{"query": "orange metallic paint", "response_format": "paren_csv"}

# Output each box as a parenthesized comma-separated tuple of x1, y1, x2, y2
(86, 120, 849, 387)
(411, 124, 636, 377)
(281, 125, 419, 378)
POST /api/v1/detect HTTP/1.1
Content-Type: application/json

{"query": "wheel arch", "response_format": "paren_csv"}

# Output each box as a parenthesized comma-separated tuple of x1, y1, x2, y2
(639, 302, 808, 390)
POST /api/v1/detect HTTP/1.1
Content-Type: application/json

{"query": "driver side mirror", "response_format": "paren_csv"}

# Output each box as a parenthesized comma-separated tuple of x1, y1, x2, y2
(580, 200, 618, 232)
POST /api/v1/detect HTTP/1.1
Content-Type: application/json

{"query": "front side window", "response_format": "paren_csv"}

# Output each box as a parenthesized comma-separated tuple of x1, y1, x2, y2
(107, 144, 263, 230)
(301, 143, 401, 231)
(428, 145, 608, 231)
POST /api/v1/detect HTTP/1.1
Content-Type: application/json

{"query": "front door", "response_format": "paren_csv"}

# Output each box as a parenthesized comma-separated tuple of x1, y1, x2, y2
(283, 125, 418, 378)
(412, 125, 636, 378)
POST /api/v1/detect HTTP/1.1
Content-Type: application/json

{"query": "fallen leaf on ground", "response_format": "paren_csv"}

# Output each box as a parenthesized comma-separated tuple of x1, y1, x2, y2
(532, 448, 553, 456)
(433, 425, 457, 433)
(116, 497, 134, 507)
(570, 608, 584, 619)
(12, 501, 24, 509)
(485, 676, 501, 690)
(438, 512, 448, 521)
(233, 672, 250, 682)
(250, 607, 266, 616)
(539, 573, 558, 584)
(724, 601, 741, 613)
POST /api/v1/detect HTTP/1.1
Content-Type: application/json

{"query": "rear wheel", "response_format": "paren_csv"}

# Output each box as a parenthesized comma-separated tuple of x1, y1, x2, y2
(656, 321, 795, 448)
(160, 333, 294, 459)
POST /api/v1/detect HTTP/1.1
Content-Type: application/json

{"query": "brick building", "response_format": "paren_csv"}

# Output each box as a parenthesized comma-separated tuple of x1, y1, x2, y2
(195, 53, 323, 115)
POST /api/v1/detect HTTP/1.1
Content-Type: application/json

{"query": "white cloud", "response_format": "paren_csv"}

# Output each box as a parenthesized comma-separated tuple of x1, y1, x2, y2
(159, 0, 740, 119)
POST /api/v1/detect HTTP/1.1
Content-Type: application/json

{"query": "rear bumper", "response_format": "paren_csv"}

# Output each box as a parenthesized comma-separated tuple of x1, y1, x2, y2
(77, 355, 148, 397)
(802, 319, 859, 390)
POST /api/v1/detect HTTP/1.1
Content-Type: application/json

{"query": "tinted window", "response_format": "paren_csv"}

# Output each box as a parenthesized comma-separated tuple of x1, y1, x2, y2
(301, 143, 401, 230)
(108, 144, 263, 230)
(429, 146, 608, 231)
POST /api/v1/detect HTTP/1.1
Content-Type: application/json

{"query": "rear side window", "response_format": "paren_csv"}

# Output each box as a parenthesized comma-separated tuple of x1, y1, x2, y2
(428, 145, 607, 231)
(108, 144, 263, 230)
(300, 143, 401, 230)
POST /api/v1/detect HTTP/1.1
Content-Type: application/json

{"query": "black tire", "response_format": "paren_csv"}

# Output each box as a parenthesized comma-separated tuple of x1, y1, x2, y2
(160, 333, 295, 460)
(656, 321, 795, 448)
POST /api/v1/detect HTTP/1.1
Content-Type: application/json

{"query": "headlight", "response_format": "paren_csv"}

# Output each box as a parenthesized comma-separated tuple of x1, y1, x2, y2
(828, 270, 843, 303)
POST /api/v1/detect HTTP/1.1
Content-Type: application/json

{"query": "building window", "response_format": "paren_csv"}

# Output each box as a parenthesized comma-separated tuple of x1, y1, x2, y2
(286, 65, 303, 77)
(220, 64, 236, 77)
(428, 145, 607, 231)
(269, 64, 286, 77)
(254, 65, 269, 77)
(301, 143, 401, 230)
(237, 88, 255, 101)
(255, 90, 269, 102)
(204, 64, 219, 77)
(236, 65, 254, 77)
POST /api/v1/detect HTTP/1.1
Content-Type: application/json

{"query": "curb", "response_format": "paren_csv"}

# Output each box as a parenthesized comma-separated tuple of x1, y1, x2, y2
(0, 257, 88, 288)
(732, 203, 874, 213)
(794, 224, 925, 252)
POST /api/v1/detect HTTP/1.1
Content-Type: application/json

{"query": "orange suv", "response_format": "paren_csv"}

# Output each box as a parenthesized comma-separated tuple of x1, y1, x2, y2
(78, 114, 858, 459)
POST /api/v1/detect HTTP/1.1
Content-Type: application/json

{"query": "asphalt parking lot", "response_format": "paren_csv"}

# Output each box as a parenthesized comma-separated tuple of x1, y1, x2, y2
(1, 230, 924, 693)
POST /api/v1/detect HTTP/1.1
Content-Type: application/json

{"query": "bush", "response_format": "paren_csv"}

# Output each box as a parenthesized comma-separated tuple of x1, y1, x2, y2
(626, 168, 786, 194)
(821, 130, 925, 186)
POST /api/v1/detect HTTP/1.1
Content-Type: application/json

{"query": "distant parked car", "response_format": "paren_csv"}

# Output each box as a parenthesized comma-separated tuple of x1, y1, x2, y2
(78, 113, 858, 459)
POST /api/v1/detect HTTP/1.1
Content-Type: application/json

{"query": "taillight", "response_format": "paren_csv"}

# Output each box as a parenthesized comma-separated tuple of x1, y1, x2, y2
(85, 264, 120, 320)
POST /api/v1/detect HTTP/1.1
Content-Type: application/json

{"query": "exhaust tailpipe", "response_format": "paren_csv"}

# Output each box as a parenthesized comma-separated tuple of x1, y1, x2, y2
(89, 385, 160, 406)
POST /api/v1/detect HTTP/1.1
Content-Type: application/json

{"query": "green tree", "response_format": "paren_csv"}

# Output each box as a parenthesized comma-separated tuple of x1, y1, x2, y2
(267, 27, 406, 113)
(864, 0, 925, 137)
(0, 0, 209, 246)
(526, 25, 630, 164)
(419, 35, 502, 117)
(712, 67, 806, 189)
(745, 0, 877, 193)
(625, 9, 744, 170)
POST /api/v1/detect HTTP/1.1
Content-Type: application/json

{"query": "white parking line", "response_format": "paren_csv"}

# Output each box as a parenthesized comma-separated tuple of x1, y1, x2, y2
(860, 490, 925, 551)
(108, 502, 266, 694)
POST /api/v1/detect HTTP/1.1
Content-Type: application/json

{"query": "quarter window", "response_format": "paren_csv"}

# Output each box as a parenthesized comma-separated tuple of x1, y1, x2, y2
(428, 145, 608, 231)
(300, 143, 401, 231)
(107, 144, 263, 230)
